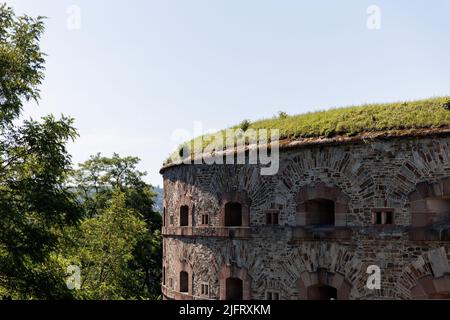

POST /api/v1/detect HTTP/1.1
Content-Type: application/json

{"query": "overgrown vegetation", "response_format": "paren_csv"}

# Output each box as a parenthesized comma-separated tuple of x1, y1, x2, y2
(167, 96, 450, 164)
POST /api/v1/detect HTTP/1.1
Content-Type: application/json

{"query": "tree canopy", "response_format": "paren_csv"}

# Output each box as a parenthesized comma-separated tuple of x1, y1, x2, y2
(67, 154, 162, 299)
(0, 4, 162, 300)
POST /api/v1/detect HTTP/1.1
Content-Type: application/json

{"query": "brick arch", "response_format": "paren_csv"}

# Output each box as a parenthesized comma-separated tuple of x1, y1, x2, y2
(218, 191, 252, 227)
(295, 182, 350, 226)
(278, 243, 364, 299)
(219, 264, 252, 300)
(274, 153, 371, 226)
(408, 177, 450, 227)
(397, 247, 450, 299)
(206, 165, 272, 210)
(276, 150, 373, 200)
(410, 274, 450, 299)
(296, 269, 353, 300)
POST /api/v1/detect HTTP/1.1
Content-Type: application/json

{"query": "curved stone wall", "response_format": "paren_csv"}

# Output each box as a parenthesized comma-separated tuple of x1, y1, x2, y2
(161, 135, 450, 300)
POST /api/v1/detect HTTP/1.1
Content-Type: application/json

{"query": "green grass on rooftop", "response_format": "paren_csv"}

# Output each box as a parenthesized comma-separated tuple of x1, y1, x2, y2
(166, 96, 450, 165)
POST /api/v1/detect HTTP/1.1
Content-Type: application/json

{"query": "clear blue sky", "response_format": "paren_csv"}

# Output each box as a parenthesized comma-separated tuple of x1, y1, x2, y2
(8, 0, 450, 186)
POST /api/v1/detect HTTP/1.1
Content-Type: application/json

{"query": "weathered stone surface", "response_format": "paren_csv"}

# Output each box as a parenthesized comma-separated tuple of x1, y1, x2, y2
(161, 135, 450, 300)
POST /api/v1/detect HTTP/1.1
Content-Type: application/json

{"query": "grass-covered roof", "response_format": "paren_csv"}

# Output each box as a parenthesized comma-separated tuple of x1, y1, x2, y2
(165, 96, 450, 166)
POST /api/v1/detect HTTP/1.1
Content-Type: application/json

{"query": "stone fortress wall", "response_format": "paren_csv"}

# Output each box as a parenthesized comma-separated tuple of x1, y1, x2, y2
(161, 133, 450, 300)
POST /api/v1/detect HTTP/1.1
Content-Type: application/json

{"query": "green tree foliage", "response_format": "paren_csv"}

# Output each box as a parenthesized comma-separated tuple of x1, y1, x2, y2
(0, 3, 45, 125)
(69, 153, 162, 299)
(0, 4, 162, 300)
(63, 191, 148, 299)
(71, 153, 160, 222)
(0, 4, 82, 299)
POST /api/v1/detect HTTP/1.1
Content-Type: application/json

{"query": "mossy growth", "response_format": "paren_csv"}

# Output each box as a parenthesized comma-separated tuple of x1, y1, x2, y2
(165, 96, 450, 165)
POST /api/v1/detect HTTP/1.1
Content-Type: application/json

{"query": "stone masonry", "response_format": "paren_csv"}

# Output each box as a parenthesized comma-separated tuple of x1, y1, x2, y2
(160, 133, 450, 300)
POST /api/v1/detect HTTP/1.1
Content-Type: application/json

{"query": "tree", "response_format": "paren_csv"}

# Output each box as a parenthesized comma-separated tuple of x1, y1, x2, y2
(0, 4, 162, 299)
(70, 153, 162, 298)
(65, 191, 148, 300)
(0, 114, 82, 299)
(0, 3, 45, 126)
(0, 4, 82, 299)
(71, 153, 160, 221)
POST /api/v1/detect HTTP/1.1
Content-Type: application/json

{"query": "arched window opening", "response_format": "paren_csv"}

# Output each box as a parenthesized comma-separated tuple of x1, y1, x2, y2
(180, 205, 189, 227)
(225, 202, 242, 227)
(307, 284, 337, 300)
(305, 199, 335, 226)
(179, 271, 189, 293)
(226, 277, 243, 300)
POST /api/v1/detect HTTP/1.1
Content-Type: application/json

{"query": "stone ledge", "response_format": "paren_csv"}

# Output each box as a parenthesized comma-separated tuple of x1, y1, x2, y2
(409, 226, 450, 241)
(163, 226, 450, 241)
(161, 285, 193, 300)
(290, 226, 352, 241)
(161, 285, 215, 300)
(162, 226, 252, 239)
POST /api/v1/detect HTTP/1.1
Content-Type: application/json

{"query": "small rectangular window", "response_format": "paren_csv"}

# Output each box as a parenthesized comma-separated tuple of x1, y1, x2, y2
(266, 290, 279, 300)
(169, 278, 173, 289)
(375, 211, 382, 224)
(266, 211, 279, 225)
(170, 215, 174, 225)
(385, 211, 393, 224)
(201, 283, 209, 296)
(273, 212, 279, 225)
(373, 209, 394, 225)
(266, 212, 272, 224)
(201, 214, 209, 225)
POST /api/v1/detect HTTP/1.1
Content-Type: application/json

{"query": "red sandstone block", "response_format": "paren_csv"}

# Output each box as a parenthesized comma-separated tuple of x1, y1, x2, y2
(416, 182, 431, 199)
(419, 276, 436, 295)
(301, 272, 314, 287)
(317, 269, 328, 284)
(296, 202, 306, 212)
(431, 183, 443, 198)
(295, 187, 309, 202)
(442, 178, 450, 196)
(297, 279, 306, 290)
(433, 276, 450, 293)
(296, 213, 306, 226)
(335, 202, 348, 214)
(335, 213, 347, 227)
(410, 200, 428, 213)
(411, 213, 428, 227)
(307, 186, 317, 201)
(409, 228, 425, 240)
(411, 285, 427, 299)
(315, 183, 330, 199)
(409, 191, 422, 202)
(337, 281, 351, 300)
(330, 273, 344, 289)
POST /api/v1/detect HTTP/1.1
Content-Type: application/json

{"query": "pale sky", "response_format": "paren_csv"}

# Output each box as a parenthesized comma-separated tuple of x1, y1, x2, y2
(7, 0, 450, 186)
